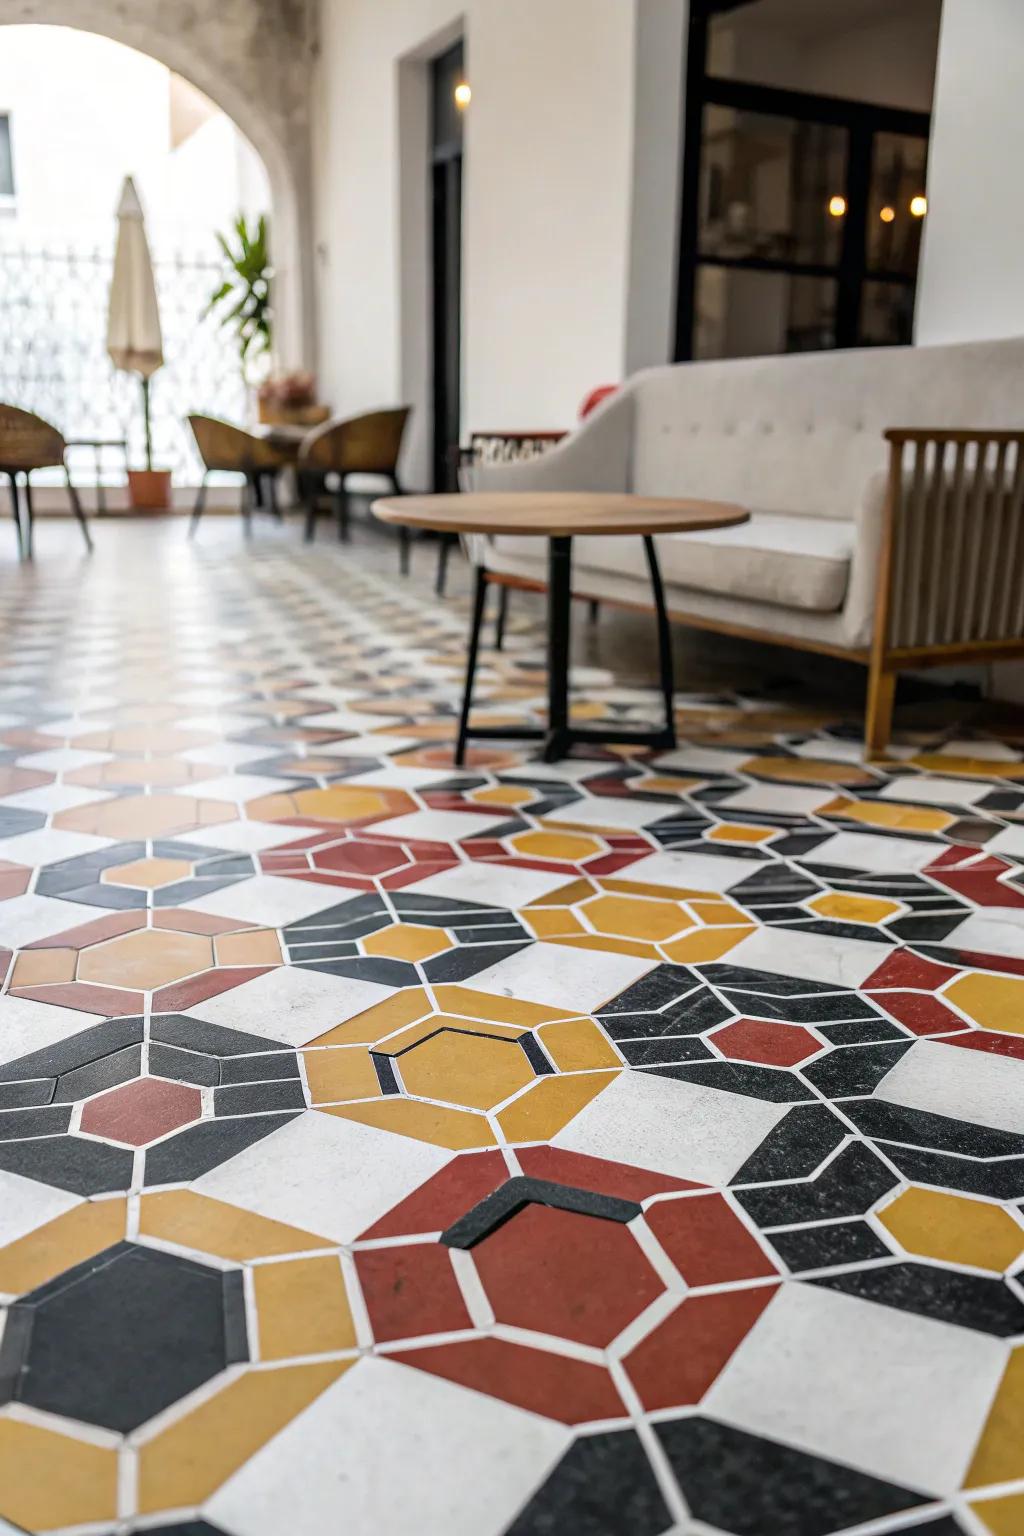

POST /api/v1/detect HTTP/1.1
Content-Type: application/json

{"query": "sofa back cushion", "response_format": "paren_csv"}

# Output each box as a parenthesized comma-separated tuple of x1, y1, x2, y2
(630, 336, 1024, 519)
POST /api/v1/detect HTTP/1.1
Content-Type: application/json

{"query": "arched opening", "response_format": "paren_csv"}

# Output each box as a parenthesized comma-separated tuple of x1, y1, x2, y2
(0, 18, 310, 485)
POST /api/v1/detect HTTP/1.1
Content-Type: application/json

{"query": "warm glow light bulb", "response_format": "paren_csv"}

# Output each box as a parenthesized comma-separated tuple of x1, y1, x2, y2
(910, 194, 927, 217)
(454, 81, 471, 108)
(879, 205, 896, 223)
(828, 195, 847, 217)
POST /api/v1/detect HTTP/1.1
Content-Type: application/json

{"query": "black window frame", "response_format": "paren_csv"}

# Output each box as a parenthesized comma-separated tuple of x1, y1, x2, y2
(673, 4, 930, 362)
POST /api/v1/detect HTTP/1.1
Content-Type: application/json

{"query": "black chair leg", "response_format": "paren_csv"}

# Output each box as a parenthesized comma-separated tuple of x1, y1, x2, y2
(8, 473, 23, 562)
(436, 533, 454, 596)
(65, 468, 92, 553)
(302, 473, 318, 543)
(399, 526, 411, 576)
(22, 474, 34, 561)
(268, 473, 282, 522)
(334, 485, 350, 542)
(588, 599, 600, 625)
(189, 473, 208, 539)
(241, 475, 253, 539)
(455, 566, 489, 768)
(494, 584, 509, 650)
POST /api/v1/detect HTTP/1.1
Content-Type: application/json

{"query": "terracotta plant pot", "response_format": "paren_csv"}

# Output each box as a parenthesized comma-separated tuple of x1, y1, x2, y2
(127, 469, 172, 512)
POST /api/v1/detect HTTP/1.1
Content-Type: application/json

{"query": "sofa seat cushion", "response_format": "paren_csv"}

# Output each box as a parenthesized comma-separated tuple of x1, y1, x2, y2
(568, 513, 853, 614)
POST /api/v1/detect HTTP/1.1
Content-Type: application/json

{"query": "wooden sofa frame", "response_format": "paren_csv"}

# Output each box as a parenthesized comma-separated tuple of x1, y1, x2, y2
(475, 428, 1024, 756)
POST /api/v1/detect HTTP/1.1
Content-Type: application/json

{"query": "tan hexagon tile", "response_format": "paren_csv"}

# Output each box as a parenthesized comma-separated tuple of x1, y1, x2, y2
(54, 793, 236, 840)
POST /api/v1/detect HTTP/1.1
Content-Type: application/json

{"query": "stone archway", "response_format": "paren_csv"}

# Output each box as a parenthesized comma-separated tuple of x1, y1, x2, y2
(0, 0, 316, 366)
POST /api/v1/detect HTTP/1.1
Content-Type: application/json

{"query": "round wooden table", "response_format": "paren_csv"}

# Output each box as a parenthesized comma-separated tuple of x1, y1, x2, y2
(373, 492, 749, 764)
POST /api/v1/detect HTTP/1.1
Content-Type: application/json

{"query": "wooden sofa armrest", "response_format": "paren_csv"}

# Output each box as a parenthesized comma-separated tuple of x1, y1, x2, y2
(866, 427, 1024, 751)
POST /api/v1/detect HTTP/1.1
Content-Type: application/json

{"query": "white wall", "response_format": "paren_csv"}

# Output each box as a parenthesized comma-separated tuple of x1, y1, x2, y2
(312, 0, 671, 487)
(915, 0, 1024, 346)
(0, 25, 268, 254)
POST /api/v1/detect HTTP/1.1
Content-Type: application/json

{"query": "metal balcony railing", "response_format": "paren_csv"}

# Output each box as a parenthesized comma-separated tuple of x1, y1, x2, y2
(0, 242, 248, 484)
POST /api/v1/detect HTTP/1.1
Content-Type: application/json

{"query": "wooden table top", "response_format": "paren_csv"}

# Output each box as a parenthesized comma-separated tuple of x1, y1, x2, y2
(372, 492, 750, 538)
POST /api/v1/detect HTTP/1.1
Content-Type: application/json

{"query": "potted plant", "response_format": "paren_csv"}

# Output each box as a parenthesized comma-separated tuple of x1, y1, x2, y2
(257, 370, 329, 428)
(107, 176, 172, 511)
(206, 213, 273, 392)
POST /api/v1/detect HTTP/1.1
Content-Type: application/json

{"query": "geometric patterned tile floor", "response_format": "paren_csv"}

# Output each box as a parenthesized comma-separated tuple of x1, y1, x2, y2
(2, 522, 1024, 1534)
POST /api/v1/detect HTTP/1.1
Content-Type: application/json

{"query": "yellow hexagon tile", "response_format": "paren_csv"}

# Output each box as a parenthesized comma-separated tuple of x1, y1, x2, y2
(585, 892, 690, 943)
(363, 923, 453, 962)
(880, 1187, 1024, 1273)
(509, 828, 605, 863)
(945, 972, 1024, 1036)
(392, 1028, 537, 1111)
(709, 822, 776, 844)
(808, 892, 902, 924)
(0, 1417, 119, 1531)
(470, 784, 534, 807)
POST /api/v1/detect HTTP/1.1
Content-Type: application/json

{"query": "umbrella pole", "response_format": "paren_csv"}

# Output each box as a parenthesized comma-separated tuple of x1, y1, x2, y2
(141, 375, 153, 472)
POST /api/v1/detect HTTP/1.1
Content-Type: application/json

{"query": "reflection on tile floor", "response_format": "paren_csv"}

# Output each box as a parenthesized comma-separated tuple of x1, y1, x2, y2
(1, 525, 1024, 1535)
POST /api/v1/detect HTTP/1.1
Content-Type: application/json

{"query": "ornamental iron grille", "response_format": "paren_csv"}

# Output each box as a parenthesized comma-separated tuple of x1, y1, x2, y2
(0, 242, 248, 485)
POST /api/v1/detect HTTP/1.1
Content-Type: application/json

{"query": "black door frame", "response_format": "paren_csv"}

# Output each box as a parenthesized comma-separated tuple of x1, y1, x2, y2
(673, 5, 930, 362)
(430, 41, 465, 491)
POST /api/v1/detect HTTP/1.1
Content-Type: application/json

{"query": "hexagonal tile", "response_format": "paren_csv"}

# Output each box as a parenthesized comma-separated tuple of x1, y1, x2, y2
(305, 984, 619, 1149)
(509, 828, 605, 863)
(879, 1187, 1024, 1272)
(0, 1240, 247, 1431)
(363, 923, 453, 963)
(54, 794, 236, 840)
(713, 1017, 821, 1068)
(809, 893, 902, 924)
(945, 972, 1024, 1036)
(78, 928, 214, 989)
(80, 1077, 203, 1146)
(103, 856, 193, 890)
(247, 784, 415, 826)
(7, 910, 283, 1015)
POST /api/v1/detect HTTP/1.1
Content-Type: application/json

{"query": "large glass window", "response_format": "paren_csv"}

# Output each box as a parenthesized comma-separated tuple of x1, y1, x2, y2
(675, 7, 932, 362)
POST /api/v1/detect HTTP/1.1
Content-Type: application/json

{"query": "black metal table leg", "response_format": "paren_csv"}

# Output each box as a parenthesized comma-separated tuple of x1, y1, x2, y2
(543, 536, 573, 762)
(8, 473, 23, 561)
(644, 534, 677, 749)
(449, 533, 676, 765)
(22, 475, 34, 561)
(455, 565, 490, 767)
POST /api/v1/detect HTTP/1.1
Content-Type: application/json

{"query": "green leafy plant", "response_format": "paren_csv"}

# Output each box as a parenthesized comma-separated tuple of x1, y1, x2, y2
(206, 213, 272, 379)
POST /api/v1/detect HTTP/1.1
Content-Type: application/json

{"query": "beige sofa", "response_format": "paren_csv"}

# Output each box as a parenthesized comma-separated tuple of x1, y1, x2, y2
(468, 338, 1024, 751)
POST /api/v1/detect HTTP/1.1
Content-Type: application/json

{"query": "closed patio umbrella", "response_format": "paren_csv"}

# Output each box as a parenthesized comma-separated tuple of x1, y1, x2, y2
(107, 175, 164, 471)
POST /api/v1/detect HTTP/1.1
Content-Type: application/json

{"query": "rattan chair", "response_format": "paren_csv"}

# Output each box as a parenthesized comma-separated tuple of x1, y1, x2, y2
(0, 405, 92, 560)
(298, 407, 411, 567)
(187, 415, 292, 538)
